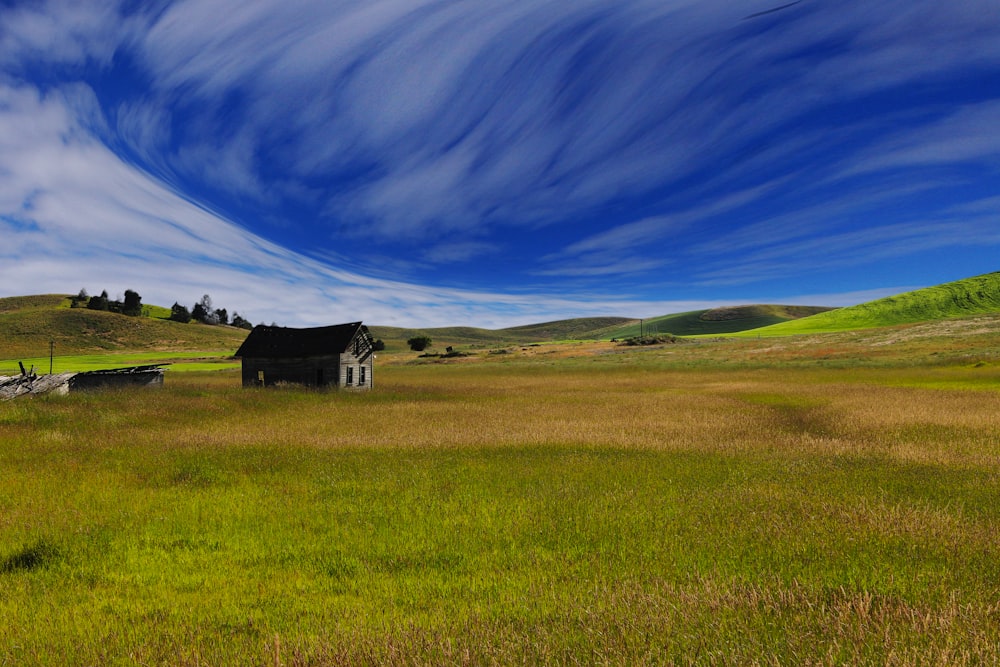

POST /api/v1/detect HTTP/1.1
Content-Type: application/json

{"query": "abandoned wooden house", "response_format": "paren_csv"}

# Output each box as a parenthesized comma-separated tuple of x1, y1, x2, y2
(234, 322, 375, 389)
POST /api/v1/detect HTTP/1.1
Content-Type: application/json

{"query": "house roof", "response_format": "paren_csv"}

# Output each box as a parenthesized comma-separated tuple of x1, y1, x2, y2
(235, 322, 370, 359)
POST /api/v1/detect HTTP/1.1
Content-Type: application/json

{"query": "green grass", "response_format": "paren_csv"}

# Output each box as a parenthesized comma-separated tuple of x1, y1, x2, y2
(3, 277, 1000, 662)
(0, 351, 239, 375)
(3, 323, 1000, 663)
(498, 316, 634, 340)
(143, 303, 174, 319)
(738, 271, 1000, 336)
(0, 294, 247, 361)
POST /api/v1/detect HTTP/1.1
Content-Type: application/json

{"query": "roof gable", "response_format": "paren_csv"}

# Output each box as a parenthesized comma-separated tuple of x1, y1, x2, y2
(235, 322, 369, 358)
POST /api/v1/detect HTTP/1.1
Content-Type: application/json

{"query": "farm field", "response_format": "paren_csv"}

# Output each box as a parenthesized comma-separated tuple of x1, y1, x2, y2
(2, 318, 1000, 664)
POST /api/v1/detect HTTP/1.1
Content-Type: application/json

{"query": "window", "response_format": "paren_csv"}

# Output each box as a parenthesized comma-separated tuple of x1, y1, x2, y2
(359, 366, 366, 385)
(346, 366, 353, 385)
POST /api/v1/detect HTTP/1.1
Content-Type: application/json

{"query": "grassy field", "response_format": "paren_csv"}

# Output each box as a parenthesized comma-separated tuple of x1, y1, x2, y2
(2, 316, 1000, 665)
(0, 351, 240, 375)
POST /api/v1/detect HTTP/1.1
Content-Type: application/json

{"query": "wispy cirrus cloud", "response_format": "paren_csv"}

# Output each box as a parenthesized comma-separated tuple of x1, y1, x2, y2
(1, 79, 785, 327)
(1, 0, 999, 323)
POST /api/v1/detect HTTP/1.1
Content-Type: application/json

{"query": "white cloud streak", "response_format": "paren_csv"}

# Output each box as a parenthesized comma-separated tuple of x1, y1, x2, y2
(2, 80, 866, 327)
(1, 0, 998, 322)
(125, 0, 1000, 241)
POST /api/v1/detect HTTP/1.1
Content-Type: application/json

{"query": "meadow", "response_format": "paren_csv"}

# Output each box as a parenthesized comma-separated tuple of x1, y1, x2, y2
(2, 318, 1000, 665)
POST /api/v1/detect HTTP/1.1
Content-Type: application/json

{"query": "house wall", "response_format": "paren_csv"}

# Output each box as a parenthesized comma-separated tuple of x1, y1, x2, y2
(337, 330, 374, 390)
(339, 350, 374, 390)
(241, 354, 342, 388)
(70, 370, 165, 392)
(239, 329, 375, 390)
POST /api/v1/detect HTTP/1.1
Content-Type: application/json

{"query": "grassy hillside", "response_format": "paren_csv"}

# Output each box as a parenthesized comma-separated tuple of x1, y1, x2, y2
(602, 305, 833, 338)
(11, 270, 996, 360)
(368, 308, 835, 350)
(739, 272, 1000, 336)
(3, 294, 836, 361)
(0, 294, 249, 360)
(500, 316, 633, 340)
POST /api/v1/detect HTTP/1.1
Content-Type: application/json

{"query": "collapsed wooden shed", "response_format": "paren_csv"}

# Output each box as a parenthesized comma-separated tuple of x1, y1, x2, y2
(69, 365, 166, 391)
(234, 322, 375, 389)
(0, 365, 165, 400)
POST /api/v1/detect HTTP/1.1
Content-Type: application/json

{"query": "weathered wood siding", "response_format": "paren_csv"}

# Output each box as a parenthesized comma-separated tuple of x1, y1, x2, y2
(70, 370, 164, 391)
(241, 354, 342, 388)
(338, 330, 375, 390)
(236, 322, 375, 390)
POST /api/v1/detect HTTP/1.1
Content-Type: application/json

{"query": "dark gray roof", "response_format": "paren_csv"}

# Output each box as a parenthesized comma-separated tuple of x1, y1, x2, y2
(235, 322, 369, 358)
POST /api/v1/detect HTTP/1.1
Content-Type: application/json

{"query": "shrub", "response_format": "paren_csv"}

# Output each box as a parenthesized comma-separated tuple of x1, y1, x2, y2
(407, 335, 432, 351)
(621, 334, 677, 346)
(122, 289, 143, 317)
(170, 302, 192, 323)
(87, 290, 109, 311)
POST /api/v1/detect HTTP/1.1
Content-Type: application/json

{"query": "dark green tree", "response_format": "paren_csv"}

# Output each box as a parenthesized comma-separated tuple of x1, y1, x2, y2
(373, 339, 386, 351)
(87, 290, 109, 311)
(191, 294, 214, 323)
(231, 312, 253, 330)
(122, 289, 142, 317)
(407, 335, 432, 351)
(170, 302, 192, 323)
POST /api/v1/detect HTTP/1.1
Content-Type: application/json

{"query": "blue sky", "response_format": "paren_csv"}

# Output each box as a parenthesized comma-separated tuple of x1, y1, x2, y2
(1, 0, 998, 328)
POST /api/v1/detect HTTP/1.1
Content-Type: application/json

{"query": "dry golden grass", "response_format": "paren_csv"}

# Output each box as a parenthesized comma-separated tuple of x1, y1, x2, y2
(3, 324, 1000, 664)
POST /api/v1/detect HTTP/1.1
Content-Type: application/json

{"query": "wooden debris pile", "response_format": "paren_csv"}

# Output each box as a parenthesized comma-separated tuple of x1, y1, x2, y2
(0, 370, 74, 400)
(0, 363, 166, 400)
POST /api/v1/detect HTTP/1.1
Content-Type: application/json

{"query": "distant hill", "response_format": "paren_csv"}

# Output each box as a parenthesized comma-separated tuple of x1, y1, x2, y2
(600, 305, 833, 339)
(367, 317, 633, 351)
(500, 317, 634, 340)
(739, 272, 1000, 336)
(0, 294, 249, 359)
(11, 271, 993, 358)
(367, 307, 831, 350)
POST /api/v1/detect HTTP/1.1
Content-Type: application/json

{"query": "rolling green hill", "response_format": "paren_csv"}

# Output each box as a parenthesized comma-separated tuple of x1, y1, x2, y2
(0, 294, 250, 360)
(738, 272, 1000, 336)
(500, 316, 634, 340)
(2, 294, 836, 361)
(10, 271, 995, 358)
(367, 307, 831, 350)
(601, 305, 834, 339)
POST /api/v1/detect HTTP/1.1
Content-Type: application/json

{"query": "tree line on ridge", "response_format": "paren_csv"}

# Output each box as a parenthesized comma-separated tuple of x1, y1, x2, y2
(70, 288, 254, 330)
